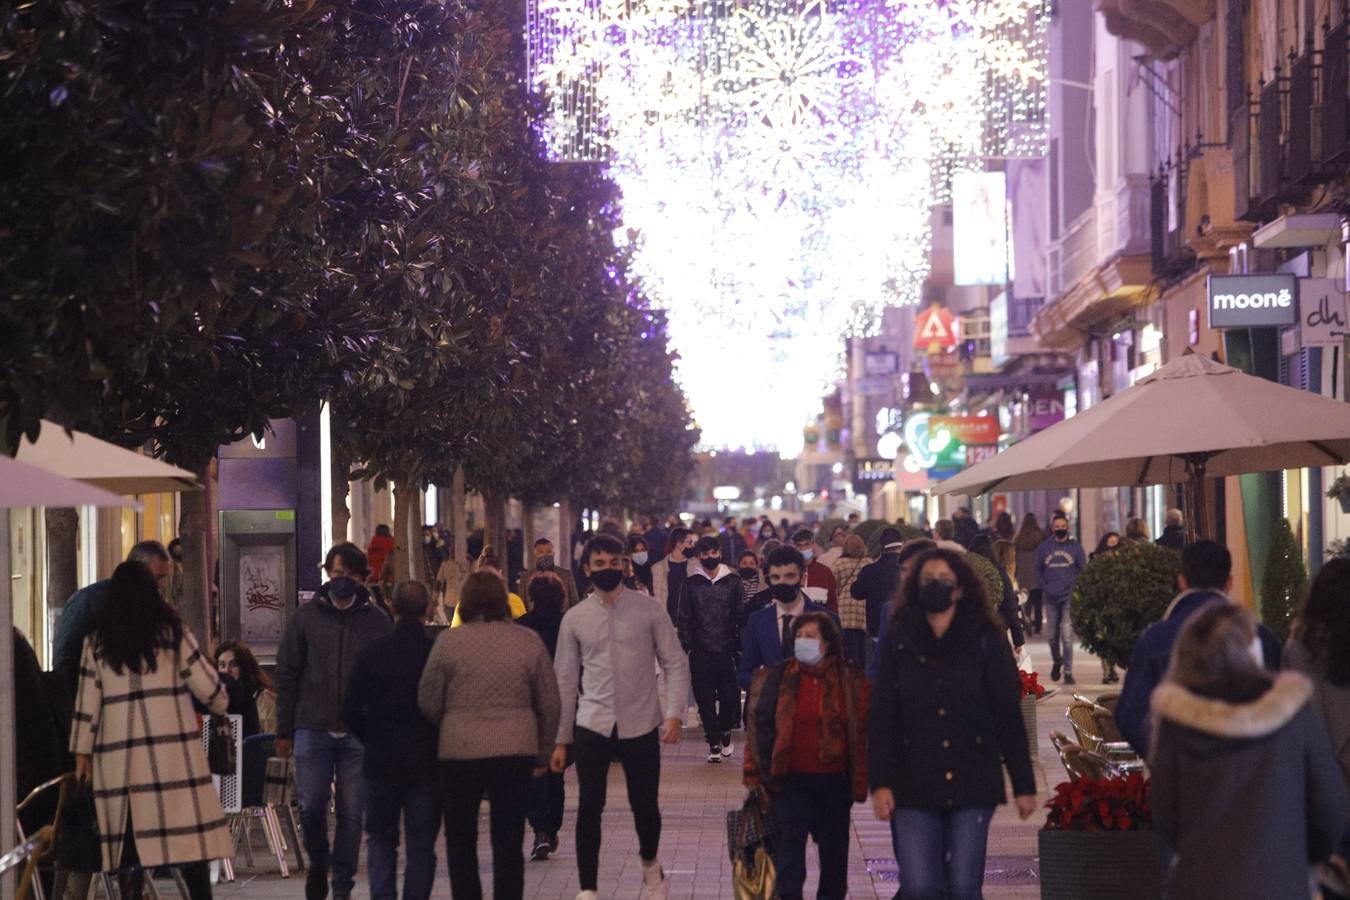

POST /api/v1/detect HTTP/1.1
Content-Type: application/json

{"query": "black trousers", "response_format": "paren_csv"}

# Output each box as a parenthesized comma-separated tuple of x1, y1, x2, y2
(1027, 588, 1044, 633)
(573, 726, 662, 892)
(768, 773, 852, 900)
(439, 757, 534, 900)
(117, 812, 212, 900)
(526, 769, 565, 836)
(690, 649, 741, 745)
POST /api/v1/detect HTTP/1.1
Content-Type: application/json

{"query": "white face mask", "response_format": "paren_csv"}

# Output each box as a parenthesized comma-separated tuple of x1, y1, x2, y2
(631, 551, 649, 566)
(793, 637, 824, 666)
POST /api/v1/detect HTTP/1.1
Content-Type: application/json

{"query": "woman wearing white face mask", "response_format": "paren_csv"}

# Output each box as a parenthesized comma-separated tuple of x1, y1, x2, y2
(626, 535, 654, 595)
(743, 612, 870, 900)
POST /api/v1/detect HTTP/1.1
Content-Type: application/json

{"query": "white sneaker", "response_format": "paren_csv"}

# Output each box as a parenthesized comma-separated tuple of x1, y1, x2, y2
(707, 748, 722, 763)
(575, 892, 599, 900)
(721, 735, 734, 758)
(642, 862, 669, 900)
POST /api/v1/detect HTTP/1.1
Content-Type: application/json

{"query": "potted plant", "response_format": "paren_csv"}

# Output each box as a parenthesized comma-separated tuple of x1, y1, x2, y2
(1326, 474, 1350, 513)
(1071, 543, 1181, 671)
(1039, 774, 1165, 899)
(1260, 518, 1307, 642)
(1019, 670, 1046, 754)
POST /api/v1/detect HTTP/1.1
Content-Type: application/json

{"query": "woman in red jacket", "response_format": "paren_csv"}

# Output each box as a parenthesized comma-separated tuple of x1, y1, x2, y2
(744, 611, 869, 900)
(366, 524, 395, 584)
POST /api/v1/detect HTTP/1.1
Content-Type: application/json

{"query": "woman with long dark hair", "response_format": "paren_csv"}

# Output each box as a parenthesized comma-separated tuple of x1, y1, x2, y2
(869, 549, 1035, 900)
(627, 535, 655, 595)
(215, 639, 277, 734)
(71, 562, 232, 899)
(1012, 513, 1046, 635)
(1287, 557, 1350, 897)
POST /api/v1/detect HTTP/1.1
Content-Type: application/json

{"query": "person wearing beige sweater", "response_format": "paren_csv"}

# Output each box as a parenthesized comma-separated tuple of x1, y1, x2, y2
(418, 572, 561, 900)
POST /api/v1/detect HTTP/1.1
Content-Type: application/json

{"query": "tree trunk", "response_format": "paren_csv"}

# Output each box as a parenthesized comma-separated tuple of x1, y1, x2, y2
(558, 497, 575, 569)
(522, 505, 537, 568)
(178, 462, 215, 647)
(45, 508, 79, 608)
(394, 477, 420, 583)
(449, 466, 467, 566)
(483, 491, 507, 565)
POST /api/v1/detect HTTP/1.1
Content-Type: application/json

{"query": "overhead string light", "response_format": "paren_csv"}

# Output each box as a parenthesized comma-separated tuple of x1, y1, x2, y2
(528, 0, 1049, 451)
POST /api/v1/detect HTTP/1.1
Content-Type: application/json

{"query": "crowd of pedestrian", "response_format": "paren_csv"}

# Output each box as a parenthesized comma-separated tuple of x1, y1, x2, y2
(11, 504, 1350, 900)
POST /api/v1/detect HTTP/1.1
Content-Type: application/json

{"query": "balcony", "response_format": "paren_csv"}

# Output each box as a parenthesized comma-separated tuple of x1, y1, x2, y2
(1324, 21, 1350, 166)
(1097, 0, 1213, 59)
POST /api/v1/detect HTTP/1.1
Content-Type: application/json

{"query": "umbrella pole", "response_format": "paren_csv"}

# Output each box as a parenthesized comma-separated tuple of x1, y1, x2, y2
(1185, 456, 1211, 542)
(0, 513, 16, 893)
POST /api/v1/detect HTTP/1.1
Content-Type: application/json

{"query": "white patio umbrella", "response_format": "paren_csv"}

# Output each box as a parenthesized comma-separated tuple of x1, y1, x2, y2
(0, 457, 141, 881)
(934, 352, 1350, 537)
(16, 420, 197, 494)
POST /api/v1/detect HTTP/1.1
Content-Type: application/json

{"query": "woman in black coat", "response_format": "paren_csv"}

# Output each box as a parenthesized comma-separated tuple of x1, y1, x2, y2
(1152, 602, 1346, 899)
(518, 570, 567, 860)
(868, 548, 1036, 900)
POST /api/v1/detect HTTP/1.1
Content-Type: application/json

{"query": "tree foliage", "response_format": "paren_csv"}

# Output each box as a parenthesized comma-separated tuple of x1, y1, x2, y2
(1071, 542, 1182, 668)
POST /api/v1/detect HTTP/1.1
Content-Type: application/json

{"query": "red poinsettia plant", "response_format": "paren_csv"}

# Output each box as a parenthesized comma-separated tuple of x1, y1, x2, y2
(1019, 670, 1046, 699)
(1044, 774, 1151, 831)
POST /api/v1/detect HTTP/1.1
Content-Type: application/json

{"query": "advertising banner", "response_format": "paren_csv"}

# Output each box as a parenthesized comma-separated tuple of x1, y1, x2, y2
(1207, 274, 1298, 328)
(1027, 388, 1066, 432)
(930, 415, 1000, 446)
(953, 171, 1009, 286)
(1298, 278, 1348, 348)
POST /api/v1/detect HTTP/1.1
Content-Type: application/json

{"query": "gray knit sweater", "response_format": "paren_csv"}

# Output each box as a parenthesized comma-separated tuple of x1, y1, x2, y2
(417, 620, 561, 766)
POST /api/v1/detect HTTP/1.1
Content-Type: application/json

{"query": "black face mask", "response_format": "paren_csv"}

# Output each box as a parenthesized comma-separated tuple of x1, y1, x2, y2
(770, 582, 799, 604)
(918, 580, 955, 614)
(738, 567, 759, 580)
(700, 557, 720, 572)
(1054, 528, 1069, 539)
(590, 569, 624, 592)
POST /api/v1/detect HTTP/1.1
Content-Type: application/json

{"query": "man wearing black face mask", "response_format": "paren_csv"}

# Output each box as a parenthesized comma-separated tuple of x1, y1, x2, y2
(1034, 511, 1086, 685)
(520, 538, 580, 610)
(275, 543, 393, 900)
(740, 546, 838, 691)
(651, 527, 694, 621)
(676, 537, 744, 762)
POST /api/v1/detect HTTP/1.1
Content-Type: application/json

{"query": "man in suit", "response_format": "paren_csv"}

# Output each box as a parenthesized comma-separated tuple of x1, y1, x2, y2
(739, 545, 837, 690)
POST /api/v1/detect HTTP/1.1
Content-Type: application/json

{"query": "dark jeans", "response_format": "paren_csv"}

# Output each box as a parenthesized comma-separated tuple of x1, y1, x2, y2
(440, 757, 534, 900)
(690, 649, 740, 744)
(1027, 588, 1043, 633)
(527, 770, 565, 836)
(1045, 596, 1075, 675)
(842, 629, 868, 669)
(768, 773, 852, 900)
(365, 776, 440, 900)
(890, 806, 994, 900)
(574, 726, 662, 892)
(293, 729, 367, 898)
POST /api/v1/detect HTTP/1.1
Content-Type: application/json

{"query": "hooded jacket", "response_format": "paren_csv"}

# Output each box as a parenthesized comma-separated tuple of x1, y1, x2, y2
(274, 582, 393, 738)
(676, 564, 743, 654)
(1033, 535, 1086, 601)
(1151, 672, 1346, 899)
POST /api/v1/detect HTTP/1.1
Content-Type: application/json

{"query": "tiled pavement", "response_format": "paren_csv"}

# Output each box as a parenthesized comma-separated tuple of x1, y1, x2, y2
(203, 637, 1110, 899)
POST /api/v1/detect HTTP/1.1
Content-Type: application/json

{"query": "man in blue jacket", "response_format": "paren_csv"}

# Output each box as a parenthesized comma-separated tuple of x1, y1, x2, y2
(1115, 540, 1282, 757)
(1035, 510, 1086, 685)
(739, 545, 836, 690)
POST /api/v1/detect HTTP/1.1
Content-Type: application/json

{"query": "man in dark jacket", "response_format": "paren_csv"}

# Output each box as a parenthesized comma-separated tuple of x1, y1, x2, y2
(952, 507, 979, 548)
(1156, 508, 1188, 551)
(342, 581, 438, 900)
(850, 528, 906, 639)
(1035, 511, 1086, 685)
(677, 536, 744, 762)
(741, 546, 837, 689)
(1116, 540, 1282, 757)
(276, 543, 394, 900)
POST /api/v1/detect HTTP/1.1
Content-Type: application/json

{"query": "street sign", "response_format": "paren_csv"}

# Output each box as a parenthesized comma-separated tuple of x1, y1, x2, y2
(914, 306, 959, 350)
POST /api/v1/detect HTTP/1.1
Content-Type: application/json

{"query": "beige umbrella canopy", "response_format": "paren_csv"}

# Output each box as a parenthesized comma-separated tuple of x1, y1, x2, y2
(935, 353, 1350, 536)
(15, 420, 197, 494)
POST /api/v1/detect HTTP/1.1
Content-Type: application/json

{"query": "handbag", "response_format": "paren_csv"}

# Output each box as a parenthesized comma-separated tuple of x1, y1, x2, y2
(55, 780, 102, 872)
(726, 787, 775, 861)
(732, 844, 777, 900)
(206, 715, 236, 776)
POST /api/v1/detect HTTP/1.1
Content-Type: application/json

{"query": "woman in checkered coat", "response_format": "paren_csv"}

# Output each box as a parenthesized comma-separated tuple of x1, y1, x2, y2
(71, 561, 234, 899)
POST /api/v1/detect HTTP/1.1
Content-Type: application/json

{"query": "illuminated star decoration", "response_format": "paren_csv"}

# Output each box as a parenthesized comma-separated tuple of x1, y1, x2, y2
(528, 0, 1049, 450)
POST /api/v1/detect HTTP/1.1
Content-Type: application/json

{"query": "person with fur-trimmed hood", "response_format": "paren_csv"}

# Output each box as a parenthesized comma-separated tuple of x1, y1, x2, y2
(1150, 602, 1346, 899)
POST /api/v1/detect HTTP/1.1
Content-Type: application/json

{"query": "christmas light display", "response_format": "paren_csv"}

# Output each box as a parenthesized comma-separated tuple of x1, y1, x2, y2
(527, 0, 1049, 450)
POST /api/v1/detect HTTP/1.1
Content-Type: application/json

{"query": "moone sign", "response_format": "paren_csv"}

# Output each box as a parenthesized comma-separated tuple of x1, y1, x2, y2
(1207, 274, 1298, 328)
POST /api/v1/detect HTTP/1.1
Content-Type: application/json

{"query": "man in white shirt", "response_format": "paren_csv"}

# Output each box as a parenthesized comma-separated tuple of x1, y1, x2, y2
(552, 534, 690, 900)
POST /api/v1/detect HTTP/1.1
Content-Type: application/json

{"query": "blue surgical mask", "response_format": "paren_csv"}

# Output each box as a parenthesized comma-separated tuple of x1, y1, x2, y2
(800, 547, 815, 562)
(793, 637, 824, 666)
(631, 551, 650, 566)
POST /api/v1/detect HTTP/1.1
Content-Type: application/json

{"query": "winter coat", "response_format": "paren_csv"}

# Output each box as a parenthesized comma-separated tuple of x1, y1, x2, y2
(868, 605, 1035, 810)
(1150, 672, 1346, 899)
(650, 555, 688, 621)
(342, 619, 438, 785)
(851, 551, 903, 637)
(519, 565, 580, 611)
(1284, 638, 1350, 836)
(676, 564, 744, 654)
(802, 559, 839, 612)
(1033, 536, 1085, 602)
(418, 620, 560, 765)
(1156, 525, 1187, 551)
(519, 605, 564, 659)
(1116, 590, 1283, 757)
(745, 658, 871, 802)
(274, 585, 393, 738)
(1013, 543, 1041, 591)
(15, 629, 64, 831)
(831, 556, 872, 632)
(71, 628, 233, 870)
(52, 579, 111, 682)
(366, 534, 396, 582)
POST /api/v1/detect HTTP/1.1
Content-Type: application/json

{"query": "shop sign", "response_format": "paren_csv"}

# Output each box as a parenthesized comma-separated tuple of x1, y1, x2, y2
(1207, 274, 1298, 328)
(914, 306, 959, 350)
(1298, 278, 1348, 348)
(1027, 388, 1065, 432)
(965, 445, 999, 466)
(852, 459, 896, 493)
(930, 415, 1000, 445)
